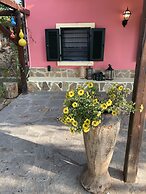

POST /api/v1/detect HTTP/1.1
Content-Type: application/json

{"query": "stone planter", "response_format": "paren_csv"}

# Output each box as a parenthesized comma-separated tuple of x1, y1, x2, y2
(3, 82, 18, 99)
(80, 114, 121, 194)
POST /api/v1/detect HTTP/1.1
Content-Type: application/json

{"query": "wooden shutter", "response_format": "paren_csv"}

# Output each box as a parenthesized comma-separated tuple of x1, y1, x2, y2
(90, 28, 105, 61)
(45, 29, 60, 61)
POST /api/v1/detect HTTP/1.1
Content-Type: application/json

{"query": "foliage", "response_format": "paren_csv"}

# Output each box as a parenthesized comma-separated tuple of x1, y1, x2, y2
(1, 42, 20, 79)
(0, 0, 29, 80)
(60, 82, 135, 134)
(0, 84, 5, 98)
(0, 4, 10, 26)
(0, 0, 23, 26)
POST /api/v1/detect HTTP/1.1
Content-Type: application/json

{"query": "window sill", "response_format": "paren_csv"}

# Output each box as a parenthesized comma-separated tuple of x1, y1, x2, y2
(57, 61, 94, 66)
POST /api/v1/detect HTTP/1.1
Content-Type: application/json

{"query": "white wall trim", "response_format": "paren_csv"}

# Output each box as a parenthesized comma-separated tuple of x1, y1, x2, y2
(57, 61, 94, 66)
(56, 22, 95, 29)
(56, 22, 95, 66)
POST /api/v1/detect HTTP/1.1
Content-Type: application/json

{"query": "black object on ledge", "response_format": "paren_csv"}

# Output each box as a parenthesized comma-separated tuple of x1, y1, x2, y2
(86, 67, 93, 80)
(93, 72, 105, 81)
(47, 65, 51, 71)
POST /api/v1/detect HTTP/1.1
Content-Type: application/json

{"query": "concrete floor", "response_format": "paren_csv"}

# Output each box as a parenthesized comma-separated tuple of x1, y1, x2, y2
(0, 92, 145, 194)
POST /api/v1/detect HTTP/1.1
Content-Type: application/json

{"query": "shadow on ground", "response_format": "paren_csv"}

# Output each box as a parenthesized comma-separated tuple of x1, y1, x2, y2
(0, 92, 145, 194)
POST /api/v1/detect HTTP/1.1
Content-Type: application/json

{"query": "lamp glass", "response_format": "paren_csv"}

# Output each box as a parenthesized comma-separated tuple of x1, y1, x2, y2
(123, 8, 131, 20)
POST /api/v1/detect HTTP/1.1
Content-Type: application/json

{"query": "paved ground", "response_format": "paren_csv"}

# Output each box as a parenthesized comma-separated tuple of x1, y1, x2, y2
(0, 92, 145, 194)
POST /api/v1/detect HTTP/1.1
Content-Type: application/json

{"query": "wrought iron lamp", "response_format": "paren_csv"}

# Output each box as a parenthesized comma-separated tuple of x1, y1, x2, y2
(105, 64, 114, 80)
(122, 7, 131, 27)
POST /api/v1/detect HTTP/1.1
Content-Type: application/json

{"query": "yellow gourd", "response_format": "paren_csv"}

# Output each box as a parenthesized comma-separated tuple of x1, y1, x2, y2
(18, 38, 27, 47)
(18, 29, 27, 47)
(19, 29, 24, 38)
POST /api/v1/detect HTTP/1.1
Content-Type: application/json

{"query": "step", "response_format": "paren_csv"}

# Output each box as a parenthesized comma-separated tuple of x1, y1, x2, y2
(27, 77, 134, 92)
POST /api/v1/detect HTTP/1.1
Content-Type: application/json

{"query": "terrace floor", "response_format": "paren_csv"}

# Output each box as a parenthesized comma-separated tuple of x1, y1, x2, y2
(0, 92, 145, 194)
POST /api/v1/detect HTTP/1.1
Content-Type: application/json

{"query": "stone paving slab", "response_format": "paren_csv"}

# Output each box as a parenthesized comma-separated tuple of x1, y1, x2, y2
(0, 92, 145, 194)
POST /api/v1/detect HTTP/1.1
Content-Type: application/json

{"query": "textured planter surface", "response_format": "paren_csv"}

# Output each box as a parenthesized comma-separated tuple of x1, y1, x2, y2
(81, 114, 121, 194)
(3, 82, 18, 99)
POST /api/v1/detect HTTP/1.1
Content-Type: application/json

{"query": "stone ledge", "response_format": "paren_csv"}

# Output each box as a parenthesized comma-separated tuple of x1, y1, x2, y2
(29, 68, 135, 79)
(27, 77, 134, 92)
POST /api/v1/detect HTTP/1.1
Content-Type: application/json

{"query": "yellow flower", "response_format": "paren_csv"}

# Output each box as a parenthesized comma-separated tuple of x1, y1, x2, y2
(59, 118, 65, 124)
(100, 103, 107, 110)
(98, 120, 101, 124)
(83, 123, 89, 128)
(140, 104, 144, 113)
(72, 102, 78, 108)
(93, 98, 98, 105)
(65, 117, 71, 123)
(92, 120, 100, 127)
(84, 119, 91, 125)
(87, 82, 94, 88)
(83, 123, 90, 133)
(78, 89, 84, 96)
(83, 127, 90, 133)
(106, 99, 112, 106)
(111, 94, 116, 99)
(70, 128, 75, 134)
(72, 120, 78, 127)
(68, 90, 74, 97)
(77, 85, 82, 89)
(70, 118, 74, 122)
(97, 111, 102, 117)
(63, 107, 69, 114)
(112, 110, 118, 116)
(118, 85, 124, 91)
(66, 93, 69, 98)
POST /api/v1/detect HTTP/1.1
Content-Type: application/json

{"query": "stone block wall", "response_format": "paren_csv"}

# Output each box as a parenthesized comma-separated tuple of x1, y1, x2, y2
(29, 67, 135, 79)
(0, 33, 19, 78)
(29, 68, 80, 78)
(28, 79, 134, 92)
(28, 67, 135, 92)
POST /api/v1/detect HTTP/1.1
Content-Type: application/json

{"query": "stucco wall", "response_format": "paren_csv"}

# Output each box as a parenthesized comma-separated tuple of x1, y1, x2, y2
(25, 0, 143, 70)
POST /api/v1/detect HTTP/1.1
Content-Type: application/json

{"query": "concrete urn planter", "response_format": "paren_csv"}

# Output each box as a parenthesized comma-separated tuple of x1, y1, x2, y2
(81, 114, 121, 194)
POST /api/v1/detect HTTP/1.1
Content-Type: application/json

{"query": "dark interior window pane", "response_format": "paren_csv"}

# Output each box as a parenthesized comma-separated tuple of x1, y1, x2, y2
(61, 28, 90, 61)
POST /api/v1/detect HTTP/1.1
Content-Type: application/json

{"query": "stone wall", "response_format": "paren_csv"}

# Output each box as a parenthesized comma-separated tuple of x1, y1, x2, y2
(0, 33, 19, 78)
(28, 67, 135, 92)
(28, 78, 134, 92)
(29, 67, 135, 79)
(29, 67, 80, 78)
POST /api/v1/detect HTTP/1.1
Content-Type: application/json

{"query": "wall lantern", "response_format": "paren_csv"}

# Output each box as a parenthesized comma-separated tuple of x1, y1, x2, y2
(122, 7, 131, 27)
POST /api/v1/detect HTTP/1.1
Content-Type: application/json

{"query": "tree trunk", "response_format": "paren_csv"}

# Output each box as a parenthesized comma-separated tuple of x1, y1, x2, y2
(80, 114, 121, 194)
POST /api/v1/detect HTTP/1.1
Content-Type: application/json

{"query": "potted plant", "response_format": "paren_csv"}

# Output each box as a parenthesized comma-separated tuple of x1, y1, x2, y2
(60, 82, 135, 194)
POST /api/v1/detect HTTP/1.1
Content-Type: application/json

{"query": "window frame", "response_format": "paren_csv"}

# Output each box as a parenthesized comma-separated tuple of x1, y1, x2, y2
(56, 23, 95, 66)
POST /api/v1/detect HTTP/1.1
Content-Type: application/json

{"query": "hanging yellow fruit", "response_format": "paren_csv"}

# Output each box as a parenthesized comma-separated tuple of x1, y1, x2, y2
(18, 29, 27, 47)
(19, 29, 24, 38)
(18, 38, 27, 47)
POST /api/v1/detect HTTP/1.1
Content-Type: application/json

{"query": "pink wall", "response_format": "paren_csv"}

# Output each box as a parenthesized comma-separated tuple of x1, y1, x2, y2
(25, 0, 143, 70)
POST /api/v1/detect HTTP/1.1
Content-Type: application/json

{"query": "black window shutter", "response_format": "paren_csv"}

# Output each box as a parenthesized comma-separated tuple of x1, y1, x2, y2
(45, 29, 60, 61)
(90, 28, 105, 61)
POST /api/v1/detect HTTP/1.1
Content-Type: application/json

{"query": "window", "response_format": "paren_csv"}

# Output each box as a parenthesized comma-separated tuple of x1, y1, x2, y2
(61, 28, 90, 61)
(45, 27, 105, 62)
